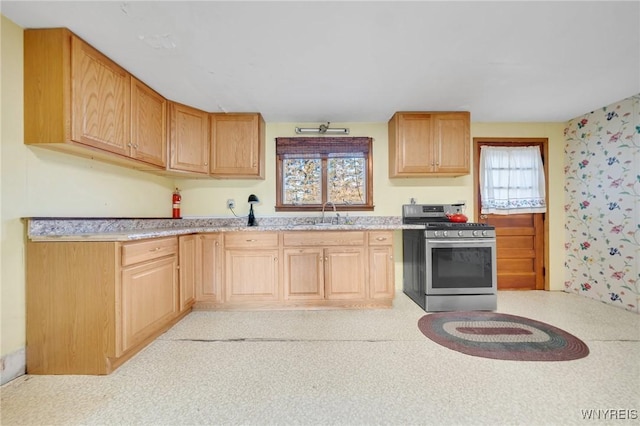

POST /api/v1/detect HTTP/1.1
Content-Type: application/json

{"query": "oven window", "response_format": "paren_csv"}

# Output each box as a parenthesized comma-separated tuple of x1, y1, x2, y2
(431, 247, 493, 289)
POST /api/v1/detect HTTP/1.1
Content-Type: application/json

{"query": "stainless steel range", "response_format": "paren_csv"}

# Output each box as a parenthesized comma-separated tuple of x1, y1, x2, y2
(402, 204, 497, 312)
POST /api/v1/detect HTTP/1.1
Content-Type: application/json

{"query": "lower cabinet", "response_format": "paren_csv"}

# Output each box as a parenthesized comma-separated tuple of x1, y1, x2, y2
(224, 232, 280, 302)
(283, 246, 366, 300)
(195, 230, 394, 309)
(121, 255, 179, 353)
(26, 236, 185, 375)
(368, 231, 395, 299)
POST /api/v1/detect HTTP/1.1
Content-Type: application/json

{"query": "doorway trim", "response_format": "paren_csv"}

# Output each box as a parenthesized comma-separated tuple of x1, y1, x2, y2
(473, 138, 550, 290)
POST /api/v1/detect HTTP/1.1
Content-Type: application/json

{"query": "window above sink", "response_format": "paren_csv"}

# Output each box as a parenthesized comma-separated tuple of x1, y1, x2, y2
(275, 137, 374, 212)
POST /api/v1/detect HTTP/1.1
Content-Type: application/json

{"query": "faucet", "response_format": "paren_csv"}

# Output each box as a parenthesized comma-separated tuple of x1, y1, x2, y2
(321, 201, 337, 224)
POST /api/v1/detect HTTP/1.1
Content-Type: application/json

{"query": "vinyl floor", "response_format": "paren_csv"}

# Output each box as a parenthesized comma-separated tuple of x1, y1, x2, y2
(2, 291, 639, 425)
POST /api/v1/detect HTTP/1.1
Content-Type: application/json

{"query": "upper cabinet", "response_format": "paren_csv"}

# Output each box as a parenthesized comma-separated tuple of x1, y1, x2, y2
(167, 102, 210, 176)
(388, 111, 470, 177)
(24, 28, 166, 170)
(210, 113, 265, 179)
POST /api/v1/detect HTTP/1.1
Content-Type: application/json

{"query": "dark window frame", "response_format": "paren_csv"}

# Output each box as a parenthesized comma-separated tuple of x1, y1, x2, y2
(275, 137, 374, 212)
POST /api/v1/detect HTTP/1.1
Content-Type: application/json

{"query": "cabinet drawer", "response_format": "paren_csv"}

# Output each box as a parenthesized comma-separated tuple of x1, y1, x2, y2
(283, 231, 365, 247)
(122, 237, 178, 266)
(368, 231, 394, 246)
(224, 232, 278, 248)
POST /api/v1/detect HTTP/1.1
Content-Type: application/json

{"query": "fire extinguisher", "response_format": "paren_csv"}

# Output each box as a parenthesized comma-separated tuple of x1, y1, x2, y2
(172, 188, 182, 219)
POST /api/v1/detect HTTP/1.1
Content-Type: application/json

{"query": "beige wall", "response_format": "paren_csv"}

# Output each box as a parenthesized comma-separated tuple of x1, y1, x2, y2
(0, 16, 566, 364)
(0, 16, 175, 359)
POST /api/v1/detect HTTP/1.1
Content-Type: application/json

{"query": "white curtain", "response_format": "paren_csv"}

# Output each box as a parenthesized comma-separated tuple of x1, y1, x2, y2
(479, 146, 546, 214)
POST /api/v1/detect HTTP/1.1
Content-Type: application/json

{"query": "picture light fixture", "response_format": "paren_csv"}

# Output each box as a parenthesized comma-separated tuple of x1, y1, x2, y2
(295, 122, 349, 135)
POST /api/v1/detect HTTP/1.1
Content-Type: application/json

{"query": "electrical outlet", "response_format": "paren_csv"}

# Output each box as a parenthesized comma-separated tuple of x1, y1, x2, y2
(227, 199, 235, 209)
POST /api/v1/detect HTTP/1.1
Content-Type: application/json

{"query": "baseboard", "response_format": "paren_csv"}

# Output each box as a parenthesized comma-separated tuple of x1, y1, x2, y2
(1, 347, 26, 385)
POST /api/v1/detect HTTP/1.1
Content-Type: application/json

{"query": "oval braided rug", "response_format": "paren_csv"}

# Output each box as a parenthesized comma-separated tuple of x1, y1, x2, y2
(418, 311, 589, 361)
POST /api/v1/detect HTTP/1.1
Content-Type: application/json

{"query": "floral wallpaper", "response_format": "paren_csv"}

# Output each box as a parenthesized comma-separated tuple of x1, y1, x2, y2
(564, 94, 640, 313)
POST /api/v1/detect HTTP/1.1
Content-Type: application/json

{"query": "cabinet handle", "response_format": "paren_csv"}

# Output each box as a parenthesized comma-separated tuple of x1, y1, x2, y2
(149, 247, 162, 252)
(127, 143, 133, 147)
(375, 237, 387, 241)
(246, 239, 257, 242)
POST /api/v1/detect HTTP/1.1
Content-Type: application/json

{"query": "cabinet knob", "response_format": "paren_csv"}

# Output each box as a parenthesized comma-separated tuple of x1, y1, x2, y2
(149, 247, 162, 252)
(375, 237, 387, 241)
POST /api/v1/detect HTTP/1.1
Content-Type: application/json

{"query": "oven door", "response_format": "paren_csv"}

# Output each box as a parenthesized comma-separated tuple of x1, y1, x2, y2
(425, 238, 497, 295)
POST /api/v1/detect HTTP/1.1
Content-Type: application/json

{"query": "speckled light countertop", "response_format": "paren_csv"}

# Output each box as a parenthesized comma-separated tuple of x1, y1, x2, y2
(26, 216, 423, 242)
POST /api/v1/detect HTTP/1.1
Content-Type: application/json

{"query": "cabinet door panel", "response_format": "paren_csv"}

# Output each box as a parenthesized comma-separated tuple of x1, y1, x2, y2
(369, 246, 394, 299)
(226, 249, 279, 301)
(121, 256, 178, 352)
(169, 103, 209, 174)
(397, 113, 433, 174)
(324, 247, 366, 299)
(131, 77, 166, 167)
(210, 113, 264, 178)
(179, 235, 197, 311)
(434, 113, 470, 174)
(197, 234, 223, 302)
(284, 248, 324, 300)
(71, 35, 130, 155)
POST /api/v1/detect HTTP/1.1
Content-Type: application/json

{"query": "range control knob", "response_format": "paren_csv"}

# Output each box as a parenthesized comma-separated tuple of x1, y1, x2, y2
(472, 230, 479, 237)
(458, 230, 464, 237)
(434, 231, 440, 237)
(482, 230, 488, 236)
(443, 231, 448, 237)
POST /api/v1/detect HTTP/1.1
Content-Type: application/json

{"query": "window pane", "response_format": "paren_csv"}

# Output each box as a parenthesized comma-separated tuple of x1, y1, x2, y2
(327, 157, 366, 204)
(283, 158, 322, 204)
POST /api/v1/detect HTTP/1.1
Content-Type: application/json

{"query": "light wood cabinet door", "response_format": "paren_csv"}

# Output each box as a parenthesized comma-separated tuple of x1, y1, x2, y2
(433, 113, 470, 174)
(121, 256, 179, 353)
(71, 35, 130, 155)
(369, 246, 395, 299)
(389, 111, 469, 177)
(225, 249, 279, 302)
(179, 235, 197, 312)
(210, 113, 265, 179)
(168, 102, 210, 175)
(131, 77, 167, 167)
(283, 248, 325, 300)
(389, 113, 433, 175)
(324, 247, 366, 300)
(196, 234, 223, 303)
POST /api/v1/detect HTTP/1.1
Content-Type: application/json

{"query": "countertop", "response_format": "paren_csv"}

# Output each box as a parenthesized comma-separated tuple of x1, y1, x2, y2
(26, 216, 423, 242)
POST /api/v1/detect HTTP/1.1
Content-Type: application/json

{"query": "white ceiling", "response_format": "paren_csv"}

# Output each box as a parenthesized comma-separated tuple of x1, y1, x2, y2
(2, 1, 639, 123)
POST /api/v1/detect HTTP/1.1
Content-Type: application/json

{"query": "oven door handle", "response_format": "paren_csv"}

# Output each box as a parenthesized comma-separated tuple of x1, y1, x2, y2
(426, 239, 496, 245)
